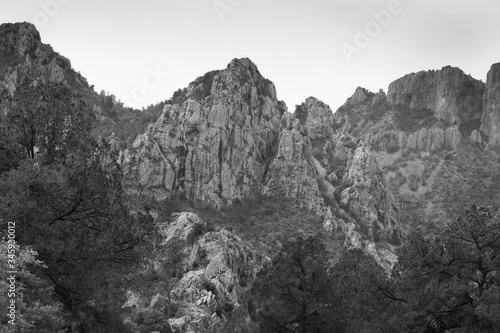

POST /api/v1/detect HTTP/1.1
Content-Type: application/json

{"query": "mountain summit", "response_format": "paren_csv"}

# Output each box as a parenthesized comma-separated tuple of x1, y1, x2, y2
(0, 22, 89, 94)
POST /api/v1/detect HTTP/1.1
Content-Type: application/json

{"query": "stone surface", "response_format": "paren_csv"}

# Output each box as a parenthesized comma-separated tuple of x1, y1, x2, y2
(481, 63, 500, 150)
(122, 58, 284, 207)
(366, 125, 462, 153)
(125, 212, 262, 333)
(0, 22, 89, 94)
(343, 87, 373, 107)
(340, 142, 400, 243)
(264, 117, 325, 213)
(302, 97, 340, 140)
(387, 66, 485, 126)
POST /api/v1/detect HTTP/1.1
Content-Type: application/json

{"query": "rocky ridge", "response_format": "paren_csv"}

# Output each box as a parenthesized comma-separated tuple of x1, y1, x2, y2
(4, 21, 500, 333)
(0, 22, 401, 273)
(122, 58, 284, 207)
(387, 66, 485, 126)
(337, 65, 496, 154)
(336, 63, 500, 235)
(121, 65, 401, 252)
(0, 22, 89, 95)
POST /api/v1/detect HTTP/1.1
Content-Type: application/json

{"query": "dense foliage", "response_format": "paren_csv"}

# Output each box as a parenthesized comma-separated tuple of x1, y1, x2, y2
(195, 195, 325, 257)
(222, 205, 500, 333)
(0, 79, 156, 332)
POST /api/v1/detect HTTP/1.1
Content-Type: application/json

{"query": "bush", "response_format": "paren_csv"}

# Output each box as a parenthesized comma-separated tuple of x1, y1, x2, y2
(196, 195, 323, 257)
(334, 180, 353, 203)
(387, 145, 399, 154)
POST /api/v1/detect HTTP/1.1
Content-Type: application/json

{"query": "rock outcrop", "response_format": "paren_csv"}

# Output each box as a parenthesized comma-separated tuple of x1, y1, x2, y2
(122, 58, 284, 206)
(340, 142, 400, 243)
(387, 66, 485, 126)
(366, 125, 462, 152)
(124, 212, 262, 333)
(123, 73, 402, 243)
(300, 97, 340, 140)
(481, 63, 500, 150)
(263, 116, 325, 213)
(338, 67, 488, 154)
(0, 22, 89, 94)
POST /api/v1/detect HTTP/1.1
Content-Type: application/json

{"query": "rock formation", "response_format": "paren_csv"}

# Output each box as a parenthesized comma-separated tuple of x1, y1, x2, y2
(481, 62, 500, 150)
(387, 66, 485, 126)
(122, 65, 401, 247)
(263, 116, 325, 212)
(0, 22, 89, 94)
(122, 58, 284, 207)
(366, 125, 462, 152)
(124, 212, 262, 332)
(341, 142, 399, 243)
(338, 66, 490, 154)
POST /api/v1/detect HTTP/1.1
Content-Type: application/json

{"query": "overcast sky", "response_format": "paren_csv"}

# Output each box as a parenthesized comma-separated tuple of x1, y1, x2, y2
(2, 0, 500, 111)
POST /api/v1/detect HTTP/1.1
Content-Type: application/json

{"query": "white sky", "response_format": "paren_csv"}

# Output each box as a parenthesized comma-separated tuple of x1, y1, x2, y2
(1, 0, 500, 111)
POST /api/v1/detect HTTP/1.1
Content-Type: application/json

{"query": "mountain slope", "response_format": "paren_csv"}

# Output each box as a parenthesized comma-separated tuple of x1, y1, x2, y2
(337, 64, 500, 232)
(0, 22, 165, 147)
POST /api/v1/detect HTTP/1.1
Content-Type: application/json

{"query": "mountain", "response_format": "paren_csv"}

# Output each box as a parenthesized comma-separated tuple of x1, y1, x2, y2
(337, 64, 500, 232)
(2, 22, 500, 332)
(0, 22, 91, 93)
(0, 22, 165, 147)
(121, 57, 401, 260)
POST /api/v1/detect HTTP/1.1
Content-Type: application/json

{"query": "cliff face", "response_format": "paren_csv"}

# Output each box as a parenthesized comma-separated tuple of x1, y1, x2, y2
(263, 116, 325, 212)
(366, 125, 462, 152)
(339, 66, 490, 154)
(481, 63, 500, 150)
(387, 66, 485, 126)
(336, 63, 500, 238)
(122, 58, 284, 207)
(0, 22, 89, 94)
(341, 142, 399, 242)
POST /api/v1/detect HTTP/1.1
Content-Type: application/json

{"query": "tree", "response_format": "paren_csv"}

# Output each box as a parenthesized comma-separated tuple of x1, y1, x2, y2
(329, 249, 391, 333)
(1, 77, 94, 162)
(251, 235, 336, 333)
(384, 205, 500, 332)
(0, 147, 156, 328)
(0, 237, 67, 332)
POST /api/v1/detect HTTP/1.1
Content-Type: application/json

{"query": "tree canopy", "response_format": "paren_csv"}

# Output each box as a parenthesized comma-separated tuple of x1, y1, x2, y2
(0, 77, 94, 163)
(0, 78, 157, 332)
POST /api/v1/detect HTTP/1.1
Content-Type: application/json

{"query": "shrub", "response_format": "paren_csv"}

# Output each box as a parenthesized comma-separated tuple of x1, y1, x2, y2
(334, 180, 353, 203)
(387, 145, 399, 154)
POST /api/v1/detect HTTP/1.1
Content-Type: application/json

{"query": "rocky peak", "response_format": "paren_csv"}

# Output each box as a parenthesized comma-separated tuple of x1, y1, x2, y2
(352, 87, 373, 105)
(481, 62, 500, 150)
(340, 87, 376, 109)
(212, 57, 277, 101)
(0, 22, 41, 58)
(123, 58, 283, 206)
(226, 57, 263, 78)
(0, 22, 88, 95)
(294, 96, 339, 140)
(387, 66, 485, 126)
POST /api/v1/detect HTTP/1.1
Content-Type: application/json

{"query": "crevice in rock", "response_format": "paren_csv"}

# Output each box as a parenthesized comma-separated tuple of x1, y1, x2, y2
(218, 137, 224, 198)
